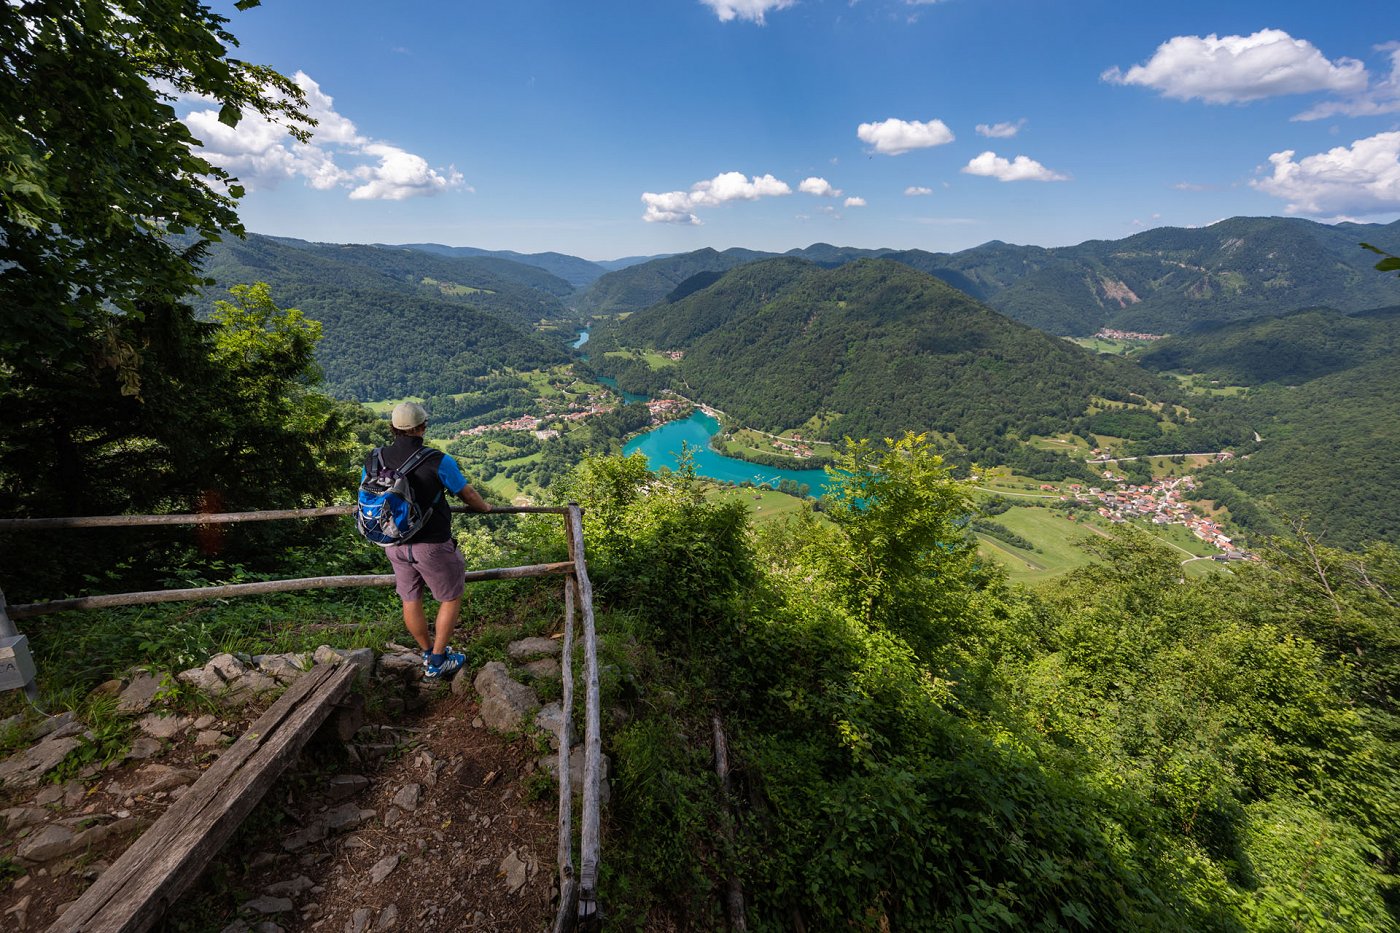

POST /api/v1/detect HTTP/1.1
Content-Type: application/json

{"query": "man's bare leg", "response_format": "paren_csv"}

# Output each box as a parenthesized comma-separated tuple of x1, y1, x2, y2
(432, 597, 462, 655)
(402, 600, 431, 651)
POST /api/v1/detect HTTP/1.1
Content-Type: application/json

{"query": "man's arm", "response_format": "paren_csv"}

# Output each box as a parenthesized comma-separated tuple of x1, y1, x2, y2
(437, 453, 491, 512)
(459, 485, 492, 513)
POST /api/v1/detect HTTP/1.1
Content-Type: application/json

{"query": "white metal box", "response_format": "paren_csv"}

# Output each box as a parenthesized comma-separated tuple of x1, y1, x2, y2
(0, 634, 36, 691)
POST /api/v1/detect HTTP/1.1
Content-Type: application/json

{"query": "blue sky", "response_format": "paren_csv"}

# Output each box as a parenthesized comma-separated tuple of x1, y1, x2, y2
(195, 0, 1400, 261)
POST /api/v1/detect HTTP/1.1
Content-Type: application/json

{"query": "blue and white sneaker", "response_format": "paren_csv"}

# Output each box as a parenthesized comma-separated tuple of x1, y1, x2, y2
(424, 651, 465, 679)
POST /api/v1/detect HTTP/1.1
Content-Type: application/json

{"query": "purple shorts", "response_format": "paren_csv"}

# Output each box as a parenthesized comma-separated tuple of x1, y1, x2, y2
(385, 539, 465, 603)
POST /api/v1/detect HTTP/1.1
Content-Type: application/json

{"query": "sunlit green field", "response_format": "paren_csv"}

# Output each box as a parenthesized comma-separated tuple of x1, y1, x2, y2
(708, 485, 810, 522)
(976, 503, 1228, 585)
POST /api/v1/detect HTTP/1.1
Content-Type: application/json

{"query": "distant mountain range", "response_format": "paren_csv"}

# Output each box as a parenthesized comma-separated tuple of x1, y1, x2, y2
(383, 243, 668, 287)
(574, 217, 1400, 335)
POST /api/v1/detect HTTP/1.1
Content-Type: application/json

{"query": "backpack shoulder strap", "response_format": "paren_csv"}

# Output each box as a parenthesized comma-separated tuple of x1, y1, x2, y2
(398, 446, 436, 476)
(363, 447, 384, 474)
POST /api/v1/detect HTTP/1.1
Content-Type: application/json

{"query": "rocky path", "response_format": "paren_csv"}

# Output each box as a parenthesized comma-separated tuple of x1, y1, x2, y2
(1, 636, 585, 932)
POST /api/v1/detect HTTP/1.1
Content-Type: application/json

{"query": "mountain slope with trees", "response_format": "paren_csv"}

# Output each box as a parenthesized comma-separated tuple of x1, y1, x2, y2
(577, 217, 1400, 333)
(1135, 304, 1400, 548)
(389, 242, 609, 287)
(194, 233, 573, 399)
(605, 258, 1170, 476)
(198, 232, 577, 326)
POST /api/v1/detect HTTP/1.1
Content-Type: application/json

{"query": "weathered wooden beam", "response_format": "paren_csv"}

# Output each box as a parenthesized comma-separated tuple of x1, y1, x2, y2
(565, 504, 602, 923)
(49, 661, 359, 932)
(10, 561, 576, 620)
(712, 714, 748, 932)
(553, 577, 579, 933)
(0, 504, 569, 530)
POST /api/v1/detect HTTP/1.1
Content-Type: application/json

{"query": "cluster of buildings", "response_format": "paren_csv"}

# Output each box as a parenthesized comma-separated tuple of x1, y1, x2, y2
(457, 390, 618, 439)
(644, 398, 689, 423)
(1068, 473, 1252, 560)
(1092, 328, 1166, 341)
(770, 437, 816, 459)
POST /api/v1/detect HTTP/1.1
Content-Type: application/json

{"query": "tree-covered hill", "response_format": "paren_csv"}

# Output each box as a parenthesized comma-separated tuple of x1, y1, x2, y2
(192, 233, 578, 399)
(577, 217, 1400, 333)
(1138, 304, 1400, 385)
(608, 258, 1167, 471)
(195, 234, 572, 400)
(388, 242, 609, 288)
(1198, 354, 1400, 547)
(198, 232, 578, 327)
(575, 245, 778, 314)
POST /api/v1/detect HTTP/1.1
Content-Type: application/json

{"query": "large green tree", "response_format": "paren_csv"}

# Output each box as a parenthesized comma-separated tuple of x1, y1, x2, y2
(0, 0, 315, 517)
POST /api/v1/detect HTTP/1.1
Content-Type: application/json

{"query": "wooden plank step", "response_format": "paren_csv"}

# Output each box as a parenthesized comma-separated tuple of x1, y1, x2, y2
(50, 660, 361, 932)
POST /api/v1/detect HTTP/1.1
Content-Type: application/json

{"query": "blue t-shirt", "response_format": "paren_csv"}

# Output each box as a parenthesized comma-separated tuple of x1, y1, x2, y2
(365, 436, 468, 543)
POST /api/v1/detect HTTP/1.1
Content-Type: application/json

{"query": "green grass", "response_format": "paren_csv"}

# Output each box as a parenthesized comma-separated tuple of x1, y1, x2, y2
(604, 348, 678, 371)
(708, 485, 809, 523)
(1067, 336, 1150, 356)
(361, 395, 425, 415)
(976, 504, 1099, 583)
(421, 276, 493, 296)
(1164, 372, 1250, 397)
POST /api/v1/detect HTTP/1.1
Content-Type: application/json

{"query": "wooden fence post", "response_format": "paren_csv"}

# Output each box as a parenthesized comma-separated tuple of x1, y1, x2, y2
(565, 504, 602, 926)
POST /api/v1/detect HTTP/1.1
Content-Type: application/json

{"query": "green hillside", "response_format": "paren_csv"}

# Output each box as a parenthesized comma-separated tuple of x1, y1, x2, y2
(578, 217, 1400, 334)
(609, 258, 1168, 475)
(1139, 304, 1400, 385)
(575, 245, 778, 314)
(196, 234, 572, 399)
(389, 242, 608, 287)
(200, 233, 577, 327)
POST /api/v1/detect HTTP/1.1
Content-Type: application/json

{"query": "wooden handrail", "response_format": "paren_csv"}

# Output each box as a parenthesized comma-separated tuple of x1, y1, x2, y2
(0, 503, 569, 530)
(7, 561, 575, 620)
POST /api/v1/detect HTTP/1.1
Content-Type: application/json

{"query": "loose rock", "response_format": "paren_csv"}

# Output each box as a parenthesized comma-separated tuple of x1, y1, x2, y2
(116, 673, 163, 713)
(136, 713, 192, 739)
(507, 637, 561, 661)
(369, 854, 400, 884)
(390, 784, 420, 812)
(474, 662, 539, 733)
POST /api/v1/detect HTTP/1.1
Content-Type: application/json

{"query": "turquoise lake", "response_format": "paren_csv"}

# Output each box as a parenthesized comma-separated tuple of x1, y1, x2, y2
(623, 411, 833, 496)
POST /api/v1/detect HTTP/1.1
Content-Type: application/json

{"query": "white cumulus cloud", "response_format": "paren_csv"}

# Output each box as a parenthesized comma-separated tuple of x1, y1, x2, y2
(844, 196, 867, 207)
(1251, 131, 1400, 216)
(799, 177, 843, 197)
(1295, 43, 1400, 120)
(350, 144, 465, 201)
(962, 151, 1068, 182)
(857, 118, 955, 155)
(1103, 29, 1367, 104)
(976, 119, 1025, 138)
(904, 186, 934, 196)
(699, 0, 795, 24)
(184, 71, 466, 201)
(642, 171, 793, 224)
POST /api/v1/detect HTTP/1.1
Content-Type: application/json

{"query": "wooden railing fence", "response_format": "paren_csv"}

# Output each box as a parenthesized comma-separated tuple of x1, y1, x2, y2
(0, 503, 603, 931)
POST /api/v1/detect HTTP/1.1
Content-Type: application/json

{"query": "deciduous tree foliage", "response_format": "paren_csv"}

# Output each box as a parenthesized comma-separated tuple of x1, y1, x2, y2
(0, 0, 320, 516)
(568, 441, 1399, 929)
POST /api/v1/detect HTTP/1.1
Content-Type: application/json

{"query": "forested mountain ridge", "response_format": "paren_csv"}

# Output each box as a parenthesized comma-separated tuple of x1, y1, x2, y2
(577, 217, 1400, 333)
(387, 242, 610, 287)
(1138, 303, 1400, 385)
(195, 233, 572, 400)
(605, 258, 1170, 473)
(199, 232, 578, 324)
(575, 245, 775, 314)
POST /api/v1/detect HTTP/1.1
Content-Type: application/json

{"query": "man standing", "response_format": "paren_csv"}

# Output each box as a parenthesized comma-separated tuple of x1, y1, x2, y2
(371, 401, 493, 679)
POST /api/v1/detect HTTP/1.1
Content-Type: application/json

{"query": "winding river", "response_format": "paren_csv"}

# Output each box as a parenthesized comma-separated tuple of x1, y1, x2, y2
(623, 410, 833, 497)
(573, 326, 829, 494)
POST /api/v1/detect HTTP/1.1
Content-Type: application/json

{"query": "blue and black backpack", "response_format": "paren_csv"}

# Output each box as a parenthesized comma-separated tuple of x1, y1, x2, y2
(355, 446, 442, 546)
